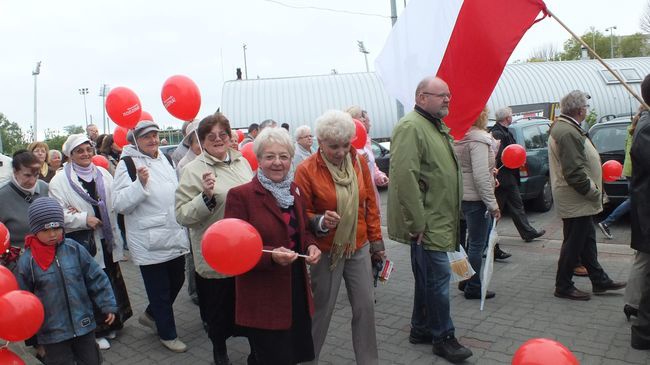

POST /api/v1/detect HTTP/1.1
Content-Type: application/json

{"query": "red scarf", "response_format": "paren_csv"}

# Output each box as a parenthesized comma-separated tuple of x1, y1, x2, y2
(24, 235, 57, 271)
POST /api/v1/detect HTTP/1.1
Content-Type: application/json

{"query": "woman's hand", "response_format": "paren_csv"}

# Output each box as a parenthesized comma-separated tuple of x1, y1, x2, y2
(87, 216, 102, 229)
(321, 210, 340, 230)
(202, 172, 216, 199)
(305, 245, 321, 265)
(137, 166, 149, 187)
(271, 246, 298, 266)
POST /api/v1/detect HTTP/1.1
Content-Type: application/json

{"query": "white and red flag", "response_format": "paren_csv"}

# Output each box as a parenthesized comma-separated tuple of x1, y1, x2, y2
(375, 0, 548, 139)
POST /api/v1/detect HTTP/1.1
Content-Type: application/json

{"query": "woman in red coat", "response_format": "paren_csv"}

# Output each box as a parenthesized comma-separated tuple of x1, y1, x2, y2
(224, 127, 321, 365)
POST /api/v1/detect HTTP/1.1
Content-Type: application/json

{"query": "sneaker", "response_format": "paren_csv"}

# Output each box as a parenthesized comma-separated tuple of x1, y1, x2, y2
(95, 337, 110, 350)
(598, 222, 613, 239)
(160, 338, 188, 353)
(106, 330, 117, 340)
(432, 335, 473, 363)
(138, 312, 157, 332)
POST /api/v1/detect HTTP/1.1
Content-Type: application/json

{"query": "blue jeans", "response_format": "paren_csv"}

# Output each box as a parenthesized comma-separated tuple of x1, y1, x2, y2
(602, 198, 631, 226)
(462, 201, 491, 294)
(410, 241, 454, 342)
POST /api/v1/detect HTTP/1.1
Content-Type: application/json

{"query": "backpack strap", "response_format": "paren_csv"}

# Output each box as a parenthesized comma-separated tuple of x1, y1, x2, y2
(121, 156, 137, 182)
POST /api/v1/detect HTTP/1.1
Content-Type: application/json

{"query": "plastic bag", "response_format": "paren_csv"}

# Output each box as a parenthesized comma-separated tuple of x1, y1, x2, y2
(448, 245, 475, 284)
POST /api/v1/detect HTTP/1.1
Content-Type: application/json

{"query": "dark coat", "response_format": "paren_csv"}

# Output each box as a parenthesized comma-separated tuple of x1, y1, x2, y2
(630, 111, 650, 253)
(491, 122, 520, 187)
(224, 176, 316, 330)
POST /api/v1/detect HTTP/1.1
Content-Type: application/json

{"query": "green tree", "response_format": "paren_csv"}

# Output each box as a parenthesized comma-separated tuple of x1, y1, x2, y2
(558, 30, 610, 60)
(618, 33, 649, 57)
(44, 135, 68, 153)
(0, 113, 27, 155)
(63, 125, 84, 135)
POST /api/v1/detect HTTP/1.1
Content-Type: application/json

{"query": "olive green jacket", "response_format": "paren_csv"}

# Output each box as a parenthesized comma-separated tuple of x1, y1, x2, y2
(387, 108, 462, 251)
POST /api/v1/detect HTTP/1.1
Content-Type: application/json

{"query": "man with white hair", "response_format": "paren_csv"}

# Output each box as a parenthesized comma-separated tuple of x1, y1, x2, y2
(549, 90, 626, 301)
(292, 125, 313, 166)
(86, 124, 99, 145)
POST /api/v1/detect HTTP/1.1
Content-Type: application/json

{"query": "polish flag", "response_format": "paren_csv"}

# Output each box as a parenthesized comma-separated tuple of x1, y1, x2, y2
(375, 0, 548, 139)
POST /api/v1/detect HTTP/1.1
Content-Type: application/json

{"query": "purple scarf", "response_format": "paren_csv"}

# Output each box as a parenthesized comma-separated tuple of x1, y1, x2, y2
(65, 163, 114, 253)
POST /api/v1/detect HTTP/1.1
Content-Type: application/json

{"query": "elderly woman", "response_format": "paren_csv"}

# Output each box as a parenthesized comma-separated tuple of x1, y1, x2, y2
(0, 151, 49, 254)
(48, 134, 131, 350)
(113, 121, 190, 353)
(175, 113, 253, 365)
(28, 141, 56, 182)
(48, 150, 63, 172)
(292, 125, 313, 166)
(223, 127, 321, 365)
(176, 121, 201, 174)
(453, 107, 501, 300)
(294, 110, 384, 364)
(98, 134, 122, 176)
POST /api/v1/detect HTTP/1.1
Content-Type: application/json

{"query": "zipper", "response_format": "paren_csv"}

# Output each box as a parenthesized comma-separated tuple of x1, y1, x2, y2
(55, 256, 77, 338)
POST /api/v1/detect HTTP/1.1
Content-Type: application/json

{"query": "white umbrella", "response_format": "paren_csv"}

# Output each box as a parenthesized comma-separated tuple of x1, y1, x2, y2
(481, 217, 499, 311)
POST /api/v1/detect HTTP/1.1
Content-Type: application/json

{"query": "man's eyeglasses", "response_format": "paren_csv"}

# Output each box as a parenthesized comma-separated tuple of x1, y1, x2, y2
(206, 131, 230, 142)
(421, 92, 452, 100)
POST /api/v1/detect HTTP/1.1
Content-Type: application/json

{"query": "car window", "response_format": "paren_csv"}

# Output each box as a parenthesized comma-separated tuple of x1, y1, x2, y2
(371, 141, 382, 159)
(522, 126, 544, 150)
(538, 124, 550, 148)
(591, 124, 629, 153)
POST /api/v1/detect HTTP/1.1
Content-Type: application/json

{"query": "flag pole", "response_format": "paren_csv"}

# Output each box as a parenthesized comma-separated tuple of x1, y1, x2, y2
(546, 8, 650, 110)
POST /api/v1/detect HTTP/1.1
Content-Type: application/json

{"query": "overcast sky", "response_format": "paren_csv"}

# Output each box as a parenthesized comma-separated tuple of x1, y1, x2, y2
(1, 0, 647, 139)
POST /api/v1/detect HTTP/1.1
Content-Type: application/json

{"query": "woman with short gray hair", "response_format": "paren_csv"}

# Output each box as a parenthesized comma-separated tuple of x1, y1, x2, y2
(294, 109, 384, 364)
(293, 125, 313, 166)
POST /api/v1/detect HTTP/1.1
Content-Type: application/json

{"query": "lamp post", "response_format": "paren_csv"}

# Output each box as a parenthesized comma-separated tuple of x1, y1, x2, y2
(78, 88, 89, 127)
(98, 84, 110, 133)
(357, 41, 370, 72)
(605, 26, 617, 58)
(242, 44, 248, 80)
(32, 61, 41, 141)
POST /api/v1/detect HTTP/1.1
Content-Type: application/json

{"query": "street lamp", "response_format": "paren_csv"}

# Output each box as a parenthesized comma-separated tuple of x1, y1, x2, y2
(357, 40, 370, 72)
(242, 44, 249, 80)
(78, 88, 89, 127)
(605, 26, 617, 58)
(98, 84, 110, 133)
(32, 61, 41, 141)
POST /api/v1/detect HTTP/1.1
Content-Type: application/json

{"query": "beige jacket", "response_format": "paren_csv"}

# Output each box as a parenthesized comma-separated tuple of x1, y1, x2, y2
(453, 127, 498, 212)
(175, 150, 253, 279)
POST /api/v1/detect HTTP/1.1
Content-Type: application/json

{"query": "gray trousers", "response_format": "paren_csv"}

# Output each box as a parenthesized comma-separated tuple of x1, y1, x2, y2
(625, 251, 650, 308)
(308, 245, 378, 365)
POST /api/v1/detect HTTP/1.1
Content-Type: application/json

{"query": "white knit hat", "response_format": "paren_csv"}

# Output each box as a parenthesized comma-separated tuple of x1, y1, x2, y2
(62, 134, 91, 157)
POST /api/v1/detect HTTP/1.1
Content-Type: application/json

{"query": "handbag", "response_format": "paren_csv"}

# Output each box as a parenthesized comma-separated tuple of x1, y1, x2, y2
(65, 230, 97, 257)
(447, 245, 475, 284)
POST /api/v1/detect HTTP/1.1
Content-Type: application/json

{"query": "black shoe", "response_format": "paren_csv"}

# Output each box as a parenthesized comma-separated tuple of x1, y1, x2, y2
(598, 222, 613, 239)
(593, 280, 627, 293)
(631, 334, 650, 350)
(464, 291, 495, 300)
(409, 331, 433, 344)
(624, 304, 639, 321)
(433, 335, 473, 363)
(494, 244, 511, 260)
(554, 287, 591, 301)
(214, 352, 232, 365)
(524, 229, 545, 242)
(457, 280, 467, 292)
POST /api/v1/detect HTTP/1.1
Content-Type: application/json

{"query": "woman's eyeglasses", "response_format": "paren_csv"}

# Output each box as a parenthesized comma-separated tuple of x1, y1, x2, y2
(206, 131, 230, 142)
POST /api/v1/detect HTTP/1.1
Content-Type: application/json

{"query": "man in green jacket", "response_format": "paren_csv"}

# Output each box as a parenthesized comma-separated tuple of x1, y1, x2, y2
(549, 90, 626, 301)
(388, 76, 471, 363)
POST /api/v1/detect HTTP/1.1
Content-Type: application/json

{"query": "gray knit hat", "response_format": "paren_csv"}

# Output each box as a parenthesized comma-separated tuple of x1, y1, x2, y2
(28, 197, 64, 234)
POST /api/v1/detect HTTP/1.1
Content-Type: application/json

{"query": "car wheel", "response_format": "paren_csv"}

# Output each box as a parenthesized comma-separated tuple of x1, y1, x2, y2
(532, 177, 553, 212)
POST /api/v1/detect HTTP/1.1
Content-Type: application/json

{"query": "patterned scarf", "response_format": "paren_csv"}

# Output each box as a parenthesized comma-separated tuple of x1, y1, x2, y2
(65, 163, 113, 253)
(321, 151, 359, 270)
(257, 169, 295, 209)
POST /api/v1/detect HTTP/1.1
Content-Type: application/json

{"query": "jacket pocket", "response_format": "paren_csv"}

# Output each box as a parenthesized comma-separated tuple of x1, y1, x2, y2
(139, 213, 169, 251)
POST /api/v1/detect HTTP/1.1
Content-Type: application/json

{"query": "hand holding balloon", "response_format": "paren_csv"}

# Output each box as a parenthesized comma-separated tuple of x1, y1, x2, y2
(271, 246, 299, 266)
(137, 166, 149, 186)
(305, 245, 322, 265)
(202, 172, 216, 199)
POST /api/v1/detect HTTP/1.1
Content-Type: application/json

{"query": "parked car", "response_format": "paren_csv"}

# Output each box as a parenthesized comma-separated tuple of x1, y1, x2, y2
(589, 116, 632, 205)
(370, 139, 390, 177)
(159, 144, 178, 161)
(491, 117, 553, 212)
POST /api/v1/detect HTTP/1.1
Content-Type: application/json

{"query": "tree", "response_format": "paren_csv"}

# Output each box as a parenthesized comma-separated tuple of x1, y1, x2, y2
(618, 33, 650, 58)
(642, 1, 650, 34)
(558, 29, 610, 60)
(527, 43, 560, 62)
(63, 125, 84, 135)
(0, 113, 27, 155)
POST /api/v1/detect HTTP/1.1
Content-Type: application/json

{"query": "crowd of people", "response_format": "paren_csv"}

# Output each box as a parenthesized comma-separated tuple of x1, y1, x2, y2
(1, 74, 650, 364)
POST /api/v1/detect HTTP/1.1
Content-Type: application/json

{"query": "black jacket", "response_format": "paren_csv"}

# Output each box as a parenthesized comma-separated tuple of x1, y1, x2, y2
(491, 122, 520, 187)
(630, 111, 650, 253)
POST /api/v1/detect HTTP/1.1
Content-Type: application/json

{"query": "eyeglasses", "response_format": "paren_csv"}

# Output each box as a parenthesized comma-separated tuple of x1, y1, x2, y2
(299, 135, 313, 139)
(421, 92, 452, 100)
(206, 131, 230, 142)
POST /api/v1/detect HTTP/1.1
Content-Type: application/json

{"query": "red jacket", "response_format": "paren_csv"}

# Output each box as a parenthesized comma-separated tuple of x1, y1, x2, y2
(224, 176, 316, 330)
(294, 148, 383, 253)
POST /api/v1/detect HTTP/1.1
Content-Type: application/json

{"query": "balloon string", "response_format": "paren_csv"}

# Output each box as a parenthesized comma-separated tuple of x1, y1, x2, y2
(262, 249, 309, 258)
(194, 129, 209, 171)
(1, 340, 8, 349)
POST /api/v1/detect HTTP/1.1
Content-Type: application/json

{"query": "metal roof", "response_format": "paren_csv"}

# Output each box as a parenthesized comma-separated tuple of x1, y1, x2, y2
(221, 57, 650, 139)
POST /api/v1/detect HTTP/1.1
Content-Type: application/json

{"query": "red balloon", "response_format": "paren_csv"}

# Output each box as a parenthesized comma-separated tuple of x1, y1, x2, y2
(201, 219, 263, 276)
(161, 75, 201, 121)
(236, 129, 245, 142)
(603, 160, 623, 182)
(0, 222, 9, 253)
(0, 290, 45, 341)
(0, 348, 25, 365)
(139, 110, 154, 122)
(502, 144, 527, 169)
(0, 265, 18, 297)
(512, 338, 579, 365)
(240, 143, 258, 171)
(91, 155, 109, 170)
(351, 119, 368, 149)
(105, 87, 142, 129)
(113, 126, 130, 148)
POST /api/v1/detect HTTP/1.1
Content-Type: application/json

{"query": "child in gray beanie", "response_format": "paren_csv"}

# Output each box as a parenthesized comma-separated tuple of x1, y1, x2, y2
(15, 197, 117, 365)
